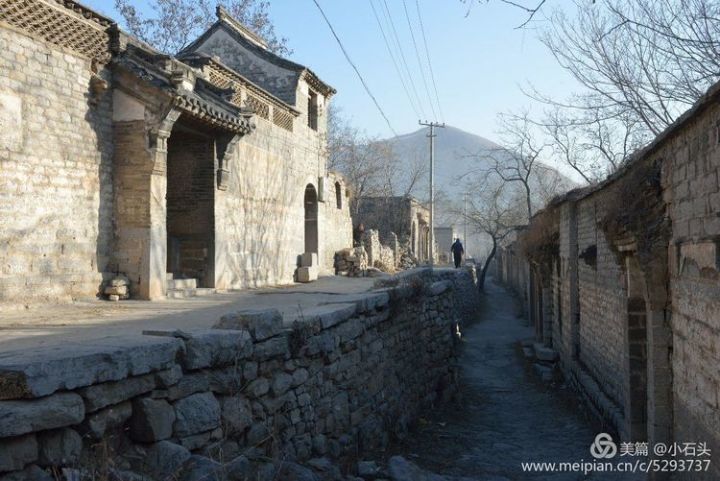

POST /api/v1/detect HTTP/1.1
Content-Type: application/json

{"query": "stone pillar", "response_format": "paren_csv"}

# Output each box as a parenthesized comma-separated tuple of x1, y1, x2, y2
(142, 130, 171, 300)
(112, 97, 179, 300)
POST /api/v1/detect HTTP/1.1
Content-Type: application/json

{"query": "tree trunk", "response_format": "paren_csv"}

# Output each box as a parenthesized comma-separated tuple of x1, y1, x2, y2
(478, 238, 497, 291)
(525, 183, 533, 221)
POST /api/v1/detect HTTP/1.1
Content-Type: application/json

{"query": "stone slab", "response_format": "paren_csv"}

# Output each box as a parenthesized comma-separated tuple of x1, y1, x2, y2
(144, 329, 253, 371)
(0, 337, 183, 400)
(214, 308, 282, 341)
(78, 373, 156, 413)
(0, 393, 84, 438)
(296, 303, 357, 330)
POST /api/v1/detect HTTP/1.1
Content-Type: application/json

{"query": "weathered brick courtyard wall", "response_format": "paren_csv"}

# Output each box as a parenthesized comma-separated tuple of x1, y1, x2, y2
(662, 98, 720, 479)
(0, 24, 114, 306)
(0, 269, 473, 478)
(499, 82, 720, 480)
(574, 193, 628, 423)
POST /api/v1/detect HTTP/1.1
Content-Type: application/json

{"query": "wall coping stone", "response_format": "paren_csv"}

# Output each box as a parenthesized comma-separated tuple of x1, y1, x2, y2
(0, 337, 184, 401)
(143, 329, 253, 371)
(294, 303, 358, 330)
(429, 280, 452, 296)
(319, 291, 390, 314)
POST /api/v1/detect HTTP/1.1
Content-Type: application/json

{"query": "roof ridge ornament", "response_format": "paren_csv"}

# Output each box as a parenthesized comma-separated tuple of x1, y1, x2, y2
(215, 5, 269, 51)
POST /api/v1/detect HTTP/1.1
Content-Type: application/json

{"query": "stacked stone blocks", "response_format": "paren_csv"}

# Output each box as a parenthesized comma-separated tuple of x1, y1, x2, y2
(0, 270, 474, 477)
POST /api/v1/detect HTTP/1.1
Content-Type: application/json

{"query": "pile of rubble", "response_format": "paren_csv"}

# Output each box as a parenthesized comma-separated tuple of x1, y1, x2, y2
(398, 251, 417, 270)
(373, 245, 395, 273)
(104, 274, 130, 301)
(334, 247, 369, 276)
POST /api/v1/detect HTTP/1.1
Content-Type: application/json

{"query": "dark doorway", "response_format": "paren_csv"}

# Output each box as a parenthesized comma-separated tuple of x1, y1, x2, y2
(166, 121, 215, 287)
(304, 184, 318, 254)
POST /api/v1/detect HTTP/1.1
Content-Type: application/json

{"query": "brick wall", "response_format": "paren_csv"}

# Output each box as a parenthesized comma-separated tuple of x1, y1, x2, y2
(663, 102, 720, 480)
(0, 25, 114, 306)
(167, 129, 215, 286)
(575, 195, 627, 415)
(500, 81, 720, 479)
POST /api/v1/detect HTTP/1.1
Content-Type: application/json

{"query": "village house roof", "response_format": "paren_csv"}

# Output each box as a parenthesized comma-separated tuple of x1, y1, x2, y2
(179, 6, 336, 106)
(114, 40, 255, 135)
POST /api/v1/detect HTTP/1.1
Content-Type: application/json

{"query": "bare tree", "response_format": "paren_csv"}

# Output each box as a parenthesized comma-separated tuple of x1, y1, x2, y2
(459, 183, 526, 290)
(534, 103, 649, 183)
(540, 0, 720, 138)
(460, 0, 549, 28)
(327, 106, 429, 216)
(115, 0, 290, 55)
(462, 112, 548, 221)
(326, 106, 398, 217)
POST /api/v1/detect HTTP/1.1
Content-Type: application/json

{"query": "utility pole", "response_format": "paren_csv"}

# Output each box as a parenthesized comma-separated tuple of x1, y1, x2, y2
(463, 192, 468, 259)
(419, 120, 445, 268)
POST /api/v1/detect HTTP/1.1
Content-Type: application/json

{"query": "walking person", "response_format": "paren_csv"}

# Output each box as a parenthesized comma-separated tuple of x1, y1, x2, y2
(451, 238, 464, 268)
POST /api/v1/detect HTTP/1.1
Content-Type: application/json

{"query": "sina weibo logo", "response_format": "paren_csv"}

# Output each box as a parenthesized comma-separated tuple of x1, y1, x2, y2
(590, 433, 618, 459)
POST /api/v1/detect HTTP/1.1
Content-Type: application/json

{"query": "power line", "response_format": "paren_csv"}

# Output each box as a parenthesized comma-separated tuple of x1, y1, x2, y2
(379, 0, 427, 120)
(401, 0, 437, 121)
(415, 0, 445, 123)
(368, 0, 422, 119)
(311, 0, 398, 136)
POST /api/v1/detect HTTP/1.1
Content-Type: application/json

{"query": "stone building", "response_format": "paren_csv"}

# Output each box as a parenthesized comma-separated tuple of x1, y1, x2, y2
(0, 0, 352, 305)
(498, 79, 720, 480)
(353, 195, 431, 263)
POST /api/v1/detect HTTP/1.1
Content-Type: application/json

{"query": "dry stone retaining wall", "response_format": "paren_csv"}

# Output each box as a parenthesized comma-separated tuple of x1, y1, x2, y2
(0, 270, 476, 479)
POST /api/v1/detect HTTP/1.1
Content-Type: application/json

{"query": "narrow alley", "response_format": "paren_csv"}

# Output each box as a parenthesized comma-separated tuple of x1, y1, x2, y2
(387, 277, 647, 481)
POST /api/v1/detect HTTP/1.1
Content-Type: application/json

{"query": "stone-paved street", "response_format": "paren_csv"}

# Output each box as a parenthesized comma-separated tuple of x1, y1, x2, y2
(384, 277, 647, 481)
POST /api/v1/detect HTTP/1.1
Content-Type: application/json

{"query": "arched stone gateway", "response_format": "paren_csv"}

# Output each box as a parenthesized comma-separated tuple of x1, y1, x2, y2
(304, 184, 319, 255)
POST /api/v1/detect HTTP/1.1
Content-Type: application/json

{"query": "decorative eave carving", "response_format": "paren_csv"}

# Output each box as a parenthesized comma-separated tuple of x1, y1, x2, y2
(172, 94, 254, 135)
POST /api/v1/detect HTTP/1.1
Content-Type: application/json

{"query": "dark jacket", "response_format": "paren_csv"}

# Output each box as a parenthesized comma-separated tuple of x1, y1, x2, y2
(451, 241, 464, 256)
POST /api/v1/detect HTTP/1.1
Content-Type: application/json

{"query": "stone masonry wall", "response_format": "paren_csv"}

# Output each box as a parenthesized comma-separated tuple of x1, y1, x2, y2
(0, 24, 114, 307)
(0, 270, 472, 478)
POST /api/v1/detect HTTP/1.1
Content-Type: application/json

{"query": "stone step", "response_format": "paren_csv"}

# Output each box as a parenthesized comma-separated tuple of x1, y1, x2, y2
(168, 278, 197, 290)
(167, 288, 197, 299)
(194, 288, 216, 297)
(166, 272, 174, 281)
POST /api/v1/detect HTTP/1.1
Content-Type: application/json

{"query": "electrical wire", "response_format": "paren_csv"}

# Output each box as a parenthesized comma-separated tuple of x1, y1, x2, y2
(368, 0, 422, 119)
(311, 0, 398, 136)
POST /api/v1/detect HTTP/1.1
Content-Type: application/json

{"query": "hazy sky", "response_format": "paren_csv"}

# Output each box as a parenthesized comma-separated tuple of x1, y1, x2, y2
(83, 0, 578, 141)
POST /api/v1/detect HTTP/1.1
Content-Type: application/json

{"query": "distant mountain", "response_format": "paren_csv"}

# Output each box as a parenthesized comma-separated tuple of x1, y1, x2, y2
(379, 126, 576, 258)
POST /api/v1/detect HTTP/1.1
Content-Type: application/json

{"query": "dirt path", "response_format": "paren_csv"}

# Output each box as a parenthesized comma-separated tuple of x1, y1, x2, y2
(386, 277, 646, 481)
